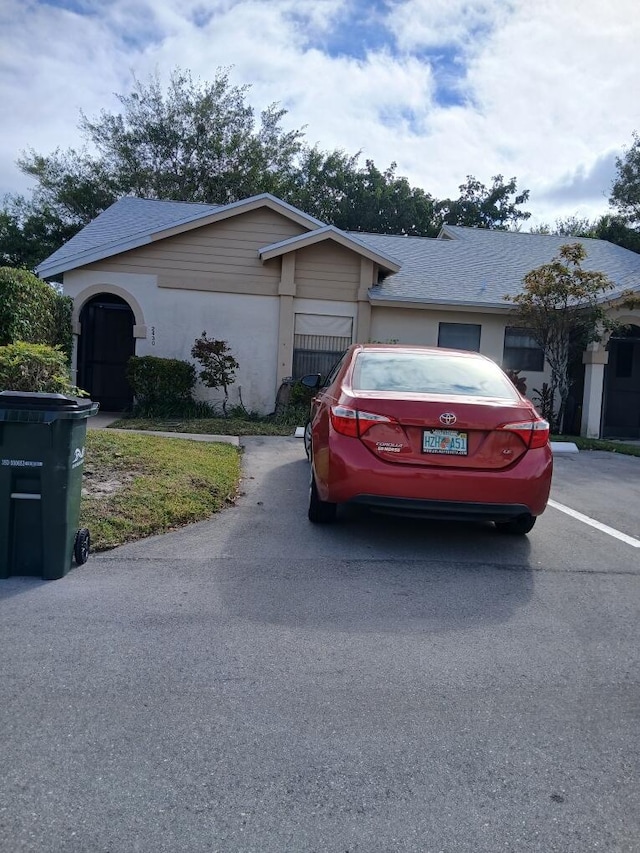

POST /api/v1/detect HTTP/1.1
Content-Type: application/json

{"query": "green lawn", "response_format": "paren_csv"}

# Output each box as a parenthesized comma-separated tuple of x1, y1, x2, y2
(109, 416, 299, 436)
(552, 435, 640, 457)
(80, 430, 241, 551)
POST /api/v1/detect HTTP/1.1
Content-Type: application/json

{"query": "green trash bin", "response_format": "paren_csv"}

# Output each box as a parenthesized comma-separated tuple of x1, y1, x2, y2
(0, 392, 99, 580)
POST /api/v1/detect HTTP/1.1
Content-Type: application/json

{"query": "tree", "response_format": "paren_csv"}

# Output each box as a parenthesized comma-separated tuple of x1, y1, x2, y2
(435, 174, 531, 230)
(610, 131, 640, 227)
(191, 333, 239, 415)
(75, 68, 304, 204)
(0, 266, 73, 356)
(529, 213, 640, 254)
(506, 244, 626, 432)
(593, 214, 640, 254)
(288, 151, 437, 235)
(2, 69, 306, 270)
(1, 68, 532, 269)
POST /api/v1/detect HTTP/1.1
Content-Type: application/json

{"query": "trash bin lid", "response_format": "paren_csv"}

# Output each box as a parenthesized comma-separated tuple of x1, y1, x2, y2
(0, 391, 95, 412)
(0, 391, 99, 421)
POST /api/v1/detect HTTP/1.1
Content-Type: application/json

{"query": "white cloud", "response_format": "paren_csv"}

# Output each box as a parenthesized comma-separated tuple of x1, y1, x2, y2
(1, 0, 639, 228)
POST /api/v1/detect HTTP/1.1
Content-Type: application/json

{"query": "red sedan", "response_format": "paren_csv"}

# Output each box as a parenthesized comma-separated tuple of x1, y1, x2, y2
(303, 344, 552, 535)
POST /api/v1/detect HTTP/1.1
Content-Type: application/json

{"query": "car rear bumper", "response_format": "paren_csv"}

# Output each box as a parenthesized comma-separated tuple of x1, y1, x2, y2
(316, 434, 553, 517)
(347, 495, 533, 522)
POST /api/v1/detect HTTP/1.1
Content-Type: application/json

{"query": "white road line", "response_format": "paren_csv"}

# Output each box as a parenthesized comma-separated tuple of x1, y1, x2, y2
(548, 499, 640, 549)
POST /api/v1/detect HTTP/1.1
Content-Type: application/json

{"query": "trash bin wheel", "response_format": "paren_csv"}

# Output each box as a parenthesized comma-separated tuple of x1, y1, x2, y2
(74, 529, 90, 565)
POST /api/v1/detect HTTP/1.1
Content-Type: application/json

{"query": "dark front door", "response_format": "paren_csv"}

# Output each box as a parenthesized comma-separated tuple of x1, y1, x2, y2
(78, 295, 135, 410)
(603, 325, 640, 439)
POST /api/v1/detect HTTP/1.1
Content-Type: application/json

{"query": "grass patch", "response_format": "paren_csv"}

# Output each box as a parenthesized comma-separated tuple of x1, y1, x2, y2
(552, 435, 640, 457)
(109, 416, 300, 436)
(80, 431, 241, 551)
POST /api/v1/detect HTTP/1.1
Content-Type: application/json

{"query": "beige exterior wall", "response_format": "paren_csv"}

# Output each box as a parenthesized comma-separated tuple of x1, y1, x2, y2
(83, 208, 306, 296)
(64, 216, 383, 412)
(65, 269, 280, 413)
(294, 243, 361, 301)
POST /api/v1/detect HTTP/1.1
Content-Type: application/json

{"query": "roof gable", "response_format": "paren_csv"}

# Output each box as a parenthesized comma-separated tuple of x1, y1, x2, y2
(36, 194, 326, 278)
(259, 225, 401, 273)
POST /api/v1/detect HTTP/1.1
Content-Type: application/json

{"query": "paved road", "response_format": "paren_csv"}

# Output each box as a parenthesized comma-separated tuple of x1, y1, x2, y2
(1, 438, 639, 852)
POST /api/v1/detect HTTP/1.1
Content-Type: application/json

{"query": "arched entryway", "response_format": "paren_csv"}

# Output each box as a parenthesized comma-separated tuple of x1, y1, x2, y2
(77, 294, 135, 410)
(603, 323, 640, 439)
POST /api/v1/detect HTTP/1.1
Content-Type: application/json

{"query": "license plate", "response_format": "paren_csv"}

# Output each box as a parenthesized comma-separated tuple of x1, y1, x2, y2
(423, 429, 468, 455)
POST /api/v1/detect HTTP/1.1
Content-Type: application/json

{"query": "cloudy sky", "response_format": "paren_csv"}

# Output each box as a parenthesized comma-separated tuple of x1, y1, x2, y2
(1, 0, 638, 227)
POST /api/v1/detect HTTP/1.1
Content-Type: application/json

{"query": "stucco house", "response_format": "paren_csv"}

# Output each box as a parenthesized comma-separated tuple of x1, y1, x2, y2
(36, 193, 640, 439)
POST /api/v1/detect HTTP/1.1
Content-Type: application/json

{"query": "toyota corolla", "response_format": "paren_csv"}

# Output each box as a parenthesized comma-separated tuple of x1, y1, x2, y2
(303, 344, 552, 535)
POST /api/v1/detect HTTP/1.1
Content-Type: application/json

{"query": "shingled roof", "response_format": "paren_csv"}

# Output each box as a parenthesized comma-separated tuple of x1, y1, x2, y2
(37, 196, 640, 308)
(37, 197, 221, 277)
(36, 194, 328, 278)
(354, 225, 640, 308)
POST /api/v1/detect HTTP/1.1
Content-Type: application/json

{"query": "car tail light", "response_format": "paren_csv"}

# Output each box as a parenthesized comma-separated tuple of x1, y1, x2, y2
(500, 419, 550, 449)
(330, 405, 394, 437)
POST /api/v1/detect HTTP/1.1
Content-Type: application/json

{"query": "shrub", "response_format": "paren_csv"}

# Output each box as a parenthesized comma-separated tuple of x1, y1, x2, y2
(532, 382, 557, 430)
(505, 368, 527, 394)
(191, 333, 239, 416)
(0, 267, 74, 358)
(126, 355, 196, 416)
(0, 342, 84, 394)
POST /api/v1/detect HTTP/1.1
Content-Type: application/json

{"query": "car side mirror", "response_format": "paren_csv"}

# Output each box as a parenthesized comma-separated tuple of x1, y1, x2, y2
(300, 373, 322, 389)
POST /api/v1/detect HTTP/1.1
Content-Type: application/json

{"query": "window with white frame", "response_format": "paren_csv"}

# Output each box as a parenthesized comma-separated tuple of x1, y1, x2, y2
(438, 322, 481, 352)
(292, 314, 353, 379)
(503, 327, 545, 372)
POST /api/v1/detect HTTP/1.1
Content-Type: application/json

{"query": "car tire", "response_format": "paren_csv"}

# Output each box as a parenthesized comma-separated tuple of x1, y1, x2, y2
(303, 420, 312, 461)
(495, 514, 536, 536)
(308, 473, 336, 523)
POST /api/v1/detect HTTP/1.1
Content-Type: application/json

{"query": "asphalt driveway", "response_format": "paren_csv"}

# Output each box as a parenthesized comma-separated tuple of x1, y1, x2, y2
(1, 438, 639, 852)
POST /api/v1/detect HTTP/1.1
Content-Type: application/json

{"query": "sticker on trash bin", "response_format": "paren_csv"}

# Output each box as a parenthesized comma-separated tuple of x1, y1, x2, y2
(2, 459, 44, 467)
(71, 446, 85, 469)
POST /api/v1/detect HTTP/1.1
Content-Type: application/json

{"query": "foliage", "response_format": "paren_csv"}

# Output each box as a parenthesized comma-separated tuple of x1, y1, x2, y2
(506, 243, 625, 432)
(76, 68, 304, 204)
(530, 216, 597, 237)
(505, 369, 527, 394)
(592, 214, 640, 254)
(531, 383, 556, 430)
(1, 68, 532, 268)
(0, 342, 83, 394)
(0, 266, 73, 356)
(109, 416, 296, 436)
(126, 355, 196, 416)
(530, 213, 640, 254)
(289, 151, 437, 235)
(610, 130, 640, 228)
(435, 175, 531, 231)
(191, 333, 239, 415)
(554, 435, 640, 457)
(80, 430, 241, 550)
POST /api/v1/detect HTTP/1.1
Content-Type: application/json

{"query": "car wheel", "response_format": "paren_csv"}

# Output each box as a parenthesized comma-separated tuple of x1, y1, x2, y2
(308, 473, 336, 523)
(303, 420, 312, 461)
(495, 514, 536, 536)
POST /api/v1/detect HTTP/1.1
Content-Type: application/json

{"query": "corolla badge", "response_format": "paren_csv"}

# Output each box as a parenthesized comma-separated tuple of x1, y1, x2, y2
(439, 412, 457, 426)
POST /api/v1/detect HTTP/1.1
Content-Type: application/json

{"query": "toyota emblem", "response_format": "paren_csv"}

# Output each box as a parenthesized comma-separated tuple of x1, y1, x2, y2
(439, 412, 457, 426)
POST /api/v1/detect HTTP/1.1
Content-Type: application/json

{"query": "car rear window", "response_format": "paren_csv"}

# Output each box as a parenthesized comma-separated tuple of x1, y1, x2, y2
(351, 351, 520, 399)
